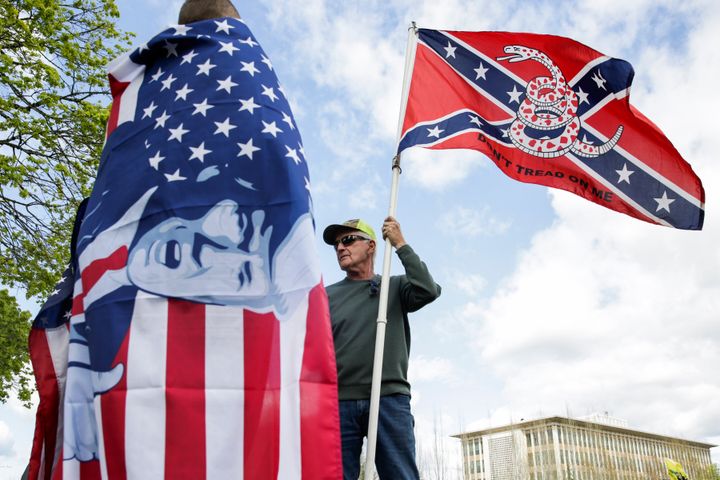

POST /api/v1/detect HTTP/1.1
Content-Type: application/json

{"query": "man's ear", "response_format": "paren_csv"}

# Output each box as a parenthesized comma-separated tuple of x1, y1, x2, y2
(368, 239, 376, 254)
(178, 0, 240, 24)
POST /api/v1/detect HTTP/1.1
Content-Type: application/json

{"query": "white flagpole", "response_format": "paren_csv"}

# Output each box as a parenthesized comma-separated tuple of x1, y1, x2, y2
(364, 21, 419, 478)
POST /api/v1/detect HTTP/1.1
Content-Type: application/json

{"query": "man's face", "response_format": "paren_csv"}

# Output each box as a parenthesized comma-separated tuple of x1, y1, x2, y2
(127, 202, 271, 302)
(334, 230, 374, 272)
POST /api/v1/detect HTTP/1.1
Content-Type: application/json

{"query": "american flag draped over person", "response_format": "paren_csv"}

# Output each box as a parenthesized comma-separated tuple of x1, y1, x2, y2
(27, 200, 87, 480)
(28, 16, 341, 480)
(398, 29, 705, 230)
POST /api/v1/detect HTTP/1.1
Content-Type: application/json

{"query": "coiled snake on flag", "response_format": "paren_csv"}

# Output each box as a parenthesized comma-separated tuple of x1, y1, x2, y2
(498, 45, 623, 158)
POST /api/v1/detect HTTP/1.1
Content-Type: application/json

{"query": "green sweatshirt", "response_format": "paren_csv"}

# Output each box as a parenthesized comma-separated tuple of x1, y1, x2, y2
(326, 245, 441, 400)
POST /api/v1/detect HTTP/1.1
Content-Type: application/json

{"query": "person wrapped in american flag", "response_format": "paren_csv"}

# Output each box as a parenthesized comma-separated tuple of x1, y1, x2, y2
(28, 1, 342, 479)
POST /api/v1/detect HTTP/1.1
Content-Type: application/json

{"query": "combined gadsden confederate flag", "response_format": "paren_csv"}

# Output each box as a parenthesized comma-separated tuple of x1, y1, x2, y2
(27, 16, 342, 480)
(398, 29, 705, 230)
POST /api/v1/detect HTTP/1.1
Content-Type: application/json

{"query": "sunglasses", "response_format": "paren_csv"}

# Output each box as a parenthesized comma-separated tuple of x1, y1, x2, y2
(334, 234, 371, 250)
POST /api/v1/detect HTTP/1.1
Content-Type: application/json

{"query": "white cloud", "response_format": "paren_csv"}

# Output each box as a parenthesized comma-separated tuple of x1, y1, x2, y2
(0, 421, 14, 458)
(266, 1, 406, 141)
(496, 209, 707, 393)
(447, 271, 487, 297)
(264, 1, 502, 194)
(472, 157, 720, 442)
(402, 148, 488, 190)
(397, 0, 504, 32)
(437, 205, 510, 237)
(348, 172, 385, 211)
(6, 392, 38, 418)
(463, 406, 532, 433)
(315, 101, 378, 161)
(409, 355, 456, 384)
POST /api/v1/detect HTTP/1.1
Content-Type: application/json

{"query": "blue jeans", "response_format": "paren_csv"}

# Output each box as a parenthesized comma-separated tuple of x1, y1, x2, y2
(339, 394, 420, 480)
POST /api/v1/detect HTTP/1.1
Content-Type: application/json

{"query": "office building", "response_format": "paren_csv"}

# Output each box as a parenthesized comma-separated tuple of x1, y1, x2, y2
(454, 414, 716, 479)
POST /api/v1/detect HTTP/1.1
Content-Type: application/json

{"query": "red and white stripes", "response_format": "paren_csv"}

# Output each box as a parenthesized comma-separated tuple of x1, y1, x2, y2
(58, 284, 340, 479)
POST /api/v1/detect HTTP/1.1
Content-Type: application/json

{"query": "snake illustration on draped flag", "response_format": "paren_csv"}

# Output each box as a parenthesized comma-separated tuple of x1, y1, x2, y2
(498, 45, 623, 159)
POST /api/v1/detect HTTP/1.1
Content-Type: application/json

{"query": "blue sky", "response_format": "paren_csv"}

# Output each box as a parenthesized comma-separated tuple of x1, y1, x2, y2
(2, 0, 719, 477)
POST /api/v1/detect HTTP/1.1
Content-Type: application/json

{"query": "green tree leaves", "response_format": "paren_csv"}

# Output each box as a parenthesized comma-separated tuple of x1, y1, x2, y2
(0, 0, 132, 404)
(0, 290, 32, 406)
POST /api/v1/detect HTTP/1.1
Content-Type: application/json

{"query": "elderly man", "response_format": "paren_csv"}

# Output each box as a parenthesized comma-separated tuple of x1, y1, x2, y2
(323, 216, 441, 480)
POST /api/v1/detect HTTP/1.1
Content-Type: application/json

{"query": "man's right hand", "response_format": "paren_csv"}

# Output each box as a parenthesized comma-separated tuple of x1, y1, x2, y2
(381, 216, 406, 249)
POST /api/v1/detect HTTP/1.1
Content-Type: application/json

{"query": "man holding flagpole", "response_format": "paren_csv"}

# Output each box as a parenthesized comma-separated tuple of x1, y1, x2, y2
(324, 216, 441, 480)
